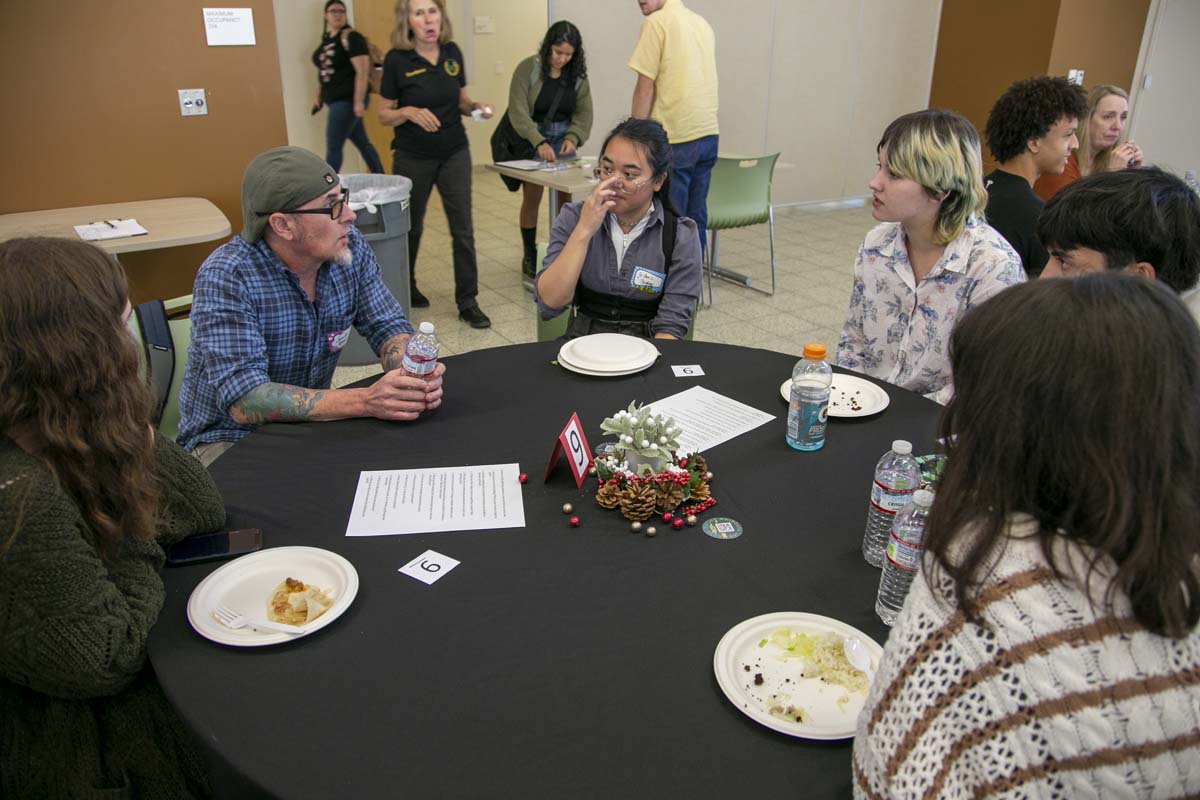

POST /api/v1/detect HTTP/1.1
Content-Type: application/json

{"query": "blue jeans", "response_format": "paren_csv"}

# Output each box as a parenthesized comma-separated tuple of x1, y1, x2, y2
(668, 134, 718, 256)
(325, 98, 384, 174)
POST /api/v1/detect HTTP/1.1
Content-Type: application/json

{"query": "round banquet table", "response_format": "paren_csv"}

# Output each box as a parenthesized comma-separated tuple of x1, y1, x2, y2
(148, 340, 942, 799)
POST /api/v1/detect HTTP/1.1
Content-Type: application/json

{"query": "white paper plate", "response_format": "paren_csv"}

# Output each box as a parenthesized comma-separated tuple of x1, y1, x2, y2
(557, 345, 655, 374)
(713, 611, 882, 740)
(779, 373, 891, 418)
(556, 352, 657, 377)
(560, 333, 658, 370)
(186, 546, 359, 647)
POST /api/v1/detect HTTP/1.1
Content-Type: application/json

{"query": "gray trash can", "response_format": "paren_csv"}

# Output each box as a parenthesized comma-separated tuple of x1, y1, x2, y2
(339, 173, 413, 366)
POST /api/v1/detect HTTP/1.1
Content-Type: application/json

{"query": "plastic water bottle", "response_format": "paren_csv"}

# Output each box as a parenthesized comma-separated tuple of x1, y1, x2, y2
(861, 441, 921, 567)
(401, 321, 439, 380)
(875, 489, 935, 626)
(786, 343, 832, 451)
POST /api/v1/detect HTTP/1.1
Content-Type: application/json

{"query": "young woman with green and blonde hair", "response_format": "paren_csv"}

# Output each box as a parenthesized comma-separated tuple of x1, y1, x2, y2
(837, 109, 1025, 404)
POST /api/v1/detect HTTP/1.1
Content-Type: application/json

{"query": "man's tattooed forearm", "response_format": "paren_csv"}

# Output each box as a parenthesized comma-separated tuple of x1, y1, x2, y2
(380, 333, 409, 372)
(231, 383, 324, 423)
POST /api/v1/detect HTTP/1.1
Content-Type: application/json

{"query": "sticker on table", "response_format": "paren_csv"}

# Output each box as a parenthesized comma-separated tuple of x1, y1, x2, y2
(399, 550, 460, 585)
(702, 517, 744, 540)
(671, 365, 705, 378)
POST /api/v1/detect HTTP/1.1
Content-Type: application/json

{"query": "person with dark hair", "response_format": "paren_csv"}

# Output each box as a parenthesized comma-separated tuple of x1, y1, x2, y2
(983, 76, 1086, 276)
(495, 22, 593, 282)
(311, 0, 385, 174)
(629, 0, 718, 255)
(535, 117, 702, 339)
(1035, 85, 1146, 201)
(1037, 166, 1200, 321)
(853, 274, 1200, 798)
(838, 110, 1024, 403)
(0, 237, 227, 798)
(378, 0, 495, 327)
(178, 146, 444, 466)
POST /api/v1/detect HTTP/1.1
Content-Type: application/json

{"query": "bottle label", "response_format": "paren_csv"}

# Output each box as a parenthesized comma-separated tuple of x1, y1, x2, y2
(871, 482, 914, 515)
(788, 387, 829, 441)
(885, 530, 924, 572)
(402, 353, 436, 376)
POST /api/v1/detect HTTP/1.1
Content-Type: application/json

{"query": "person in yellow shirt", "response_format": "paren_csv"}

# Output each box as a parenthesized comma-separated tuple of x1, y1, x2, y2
(629, 0, 718, 255)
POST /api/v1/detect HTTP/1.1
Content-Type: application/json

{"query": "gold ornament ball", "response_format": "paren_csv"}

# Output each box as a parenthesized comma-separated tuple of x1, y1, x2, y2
(562, 503, 573, 514)
(686, 514, 698, 526)
(630, 521, 642, 532)
(588, 465, 597, 476)
(645, 526, 658, 537)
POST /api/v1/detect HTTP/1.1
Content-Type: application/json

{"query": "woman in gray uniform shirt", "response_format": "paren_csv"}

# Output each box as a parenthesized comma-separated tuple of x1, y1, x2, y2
(535, 118, 702, 340)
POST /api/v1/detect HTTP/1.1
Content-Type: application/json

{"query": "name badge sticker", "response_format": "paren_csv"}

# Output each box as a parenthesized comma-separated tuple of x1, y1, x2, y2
(630, 266, 666, 294)
(326, 328, 351, 352)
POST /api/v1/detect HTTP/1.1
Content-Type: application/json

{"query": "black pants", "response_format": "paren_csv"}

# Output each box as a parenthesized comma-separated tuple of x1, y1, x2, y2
(392, 146, 478, 311)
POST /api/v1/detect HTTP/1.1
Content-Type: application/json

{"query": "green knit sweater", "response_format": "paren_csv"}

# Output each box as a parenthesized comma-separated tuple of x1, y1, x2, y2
(0, 434, 226, 799)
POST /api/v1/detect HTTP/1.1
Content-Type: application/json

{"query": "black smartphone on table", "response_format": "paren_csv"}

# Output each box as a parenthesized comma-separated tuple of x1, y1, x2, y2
(165, 528, 263, 566)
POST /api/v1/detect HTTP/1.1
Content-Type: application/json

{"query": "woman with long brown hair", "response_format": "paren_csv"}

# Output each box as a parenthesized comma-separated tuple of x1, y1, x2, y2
(852, 274, 1200, 798)
(0, 238, 225, 798)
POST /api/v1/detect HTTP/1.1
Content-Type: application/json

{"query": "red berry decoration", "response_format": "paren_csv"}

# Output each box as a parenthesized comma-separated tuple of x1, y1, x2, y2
(569, 516, 581, 528)
(662, 512, 674, 523)
(672, 518, 684, 530)
(518, 473, 528, 484)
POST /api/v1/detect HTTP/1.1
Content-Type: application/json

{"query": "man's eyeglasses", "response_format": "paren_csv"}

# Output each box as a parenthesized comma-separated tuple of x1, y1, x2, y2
(256, 188, 350, 220)
(593, 166, 652, 193)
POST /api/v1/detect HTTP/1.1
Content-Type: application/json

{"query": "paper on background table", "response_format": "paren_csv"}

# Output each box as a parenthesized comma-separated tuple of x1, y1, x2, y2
(73, 219, 148, 241)
(495, 160, 543, 170)
(347, 464, 525, 536)
(647, 386, 775, 454)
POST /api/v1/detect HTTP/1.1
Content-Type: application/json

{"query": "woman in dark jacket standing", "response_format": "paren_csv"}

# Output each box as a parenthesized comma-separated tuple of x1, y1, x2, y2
(500, 21, 593, 279)
(312, 0, 384, 174)
(378, 0, 494, 328)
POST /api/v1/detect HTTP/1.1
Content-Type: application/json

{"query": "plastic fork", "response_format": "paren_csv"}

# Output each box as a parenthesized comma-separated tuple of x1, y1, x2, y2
(211, 604, 305, 635)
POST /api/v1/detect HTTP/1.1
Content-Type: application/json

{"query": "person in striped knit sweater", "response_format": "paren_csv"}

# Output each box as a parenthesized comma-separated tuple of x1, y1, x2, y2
(853, 275, 1200, 799)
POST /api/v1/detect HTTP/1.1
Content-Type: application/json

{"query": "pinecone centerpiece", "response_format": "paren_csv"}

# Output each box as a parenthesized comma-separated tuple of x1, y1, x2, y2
(592, 401, 717, 530)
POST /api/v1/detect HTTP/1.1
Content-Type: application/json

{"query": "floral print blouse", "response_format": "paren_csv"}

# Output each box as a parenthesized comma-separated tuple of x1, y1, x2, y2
(836, 219, 1025, 404)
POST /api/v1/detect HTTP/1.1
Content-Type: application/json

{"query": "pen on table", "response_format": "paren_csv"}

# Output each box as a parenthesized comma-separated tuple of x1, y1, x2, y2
(92, 220, 117, 228)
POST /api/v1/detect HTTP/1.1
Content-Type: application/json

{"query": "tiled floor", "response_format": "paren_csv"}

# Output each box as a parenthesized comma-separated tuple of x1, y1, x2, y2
(333, 170, 875, 387)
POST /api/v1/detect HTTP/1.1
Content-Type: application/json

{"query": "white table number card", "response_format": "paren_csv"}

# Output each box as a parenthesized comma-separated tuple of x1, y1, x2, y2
(400, 550, 460, 585)
(671, 365, 705, 377)
(203, 8, 256, 46)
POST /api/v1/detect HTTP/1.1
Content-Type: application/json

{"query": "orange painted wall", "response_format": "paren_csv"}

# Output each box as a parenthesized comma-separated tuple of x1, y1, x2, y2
(0, 1, 289, 302)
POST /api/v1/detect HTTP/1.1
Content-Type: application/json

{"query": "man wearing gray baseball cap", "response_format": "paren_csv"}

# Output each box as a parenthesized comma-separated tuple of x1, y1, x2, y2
(177, 146, 444, 466)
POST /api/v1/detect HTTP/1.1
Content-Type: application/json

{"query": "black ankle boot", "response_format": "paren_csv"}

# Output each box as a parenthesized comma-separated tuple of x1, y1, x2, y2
(410, 284, 429, 308)
(520, 226, 537, 278)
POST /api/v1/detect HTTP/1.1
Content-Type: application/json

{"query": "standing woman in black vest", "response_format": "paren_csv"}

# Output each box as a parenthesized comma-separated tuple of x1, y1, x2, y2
(535, 118, 702, 340)
(312, 0, 384, 174)
(378, 0, 494, 329)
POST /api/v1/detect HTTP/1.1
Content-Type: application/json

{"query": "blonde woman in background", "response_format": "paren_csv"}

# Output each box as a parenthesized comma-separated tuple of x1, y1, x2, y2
(1035, 85, 1144, 200)
(837, 109, 1025, 404)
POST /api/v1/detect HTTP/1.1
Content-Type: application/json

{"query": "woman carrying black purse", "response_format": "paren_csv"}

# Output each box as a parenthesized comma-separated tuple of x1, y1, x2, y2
(491, 21, 592, 279)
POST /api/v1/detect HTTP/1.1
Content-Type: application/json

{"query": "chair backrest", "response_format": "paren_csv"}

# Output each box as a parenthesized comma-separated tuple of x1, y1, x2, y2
(129, 294, 192, 442)
(705, 153, 780, 229)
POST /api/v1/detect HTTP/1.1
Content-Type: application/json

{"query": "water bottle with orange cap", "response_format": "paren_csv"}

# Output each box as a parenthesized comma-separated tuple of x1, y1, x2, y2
(786, 342, 832, 451)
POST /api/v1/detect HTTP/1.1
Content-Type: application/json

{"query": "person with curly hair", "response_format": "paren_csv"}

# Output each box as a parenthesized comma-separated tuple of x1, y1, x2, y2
(1034, 85, 1146, 201)
(0, 238, 226, 798)
(983, 76, 1086, 276)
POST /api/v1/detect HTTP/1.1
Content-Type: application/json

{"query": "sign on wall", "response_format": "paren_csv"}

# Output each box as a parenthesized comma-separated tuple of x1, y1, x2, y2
(203, 8, 257, 46)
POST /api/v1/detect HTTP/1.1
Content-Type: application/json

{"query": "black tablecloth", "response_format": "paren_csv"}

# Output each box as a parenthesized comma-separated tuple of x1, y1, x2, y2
(148, 341, 942, 799)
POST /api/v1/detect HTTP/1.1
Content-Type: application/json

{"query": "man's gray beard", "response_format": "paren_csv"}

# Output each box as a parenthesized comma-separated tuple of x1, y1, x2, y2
(333, 246, 353, 267)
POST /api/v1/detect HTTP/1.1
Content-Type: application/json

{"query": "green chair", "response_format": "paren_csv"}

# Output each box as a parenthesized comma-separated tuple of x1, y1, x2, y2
(533, 239, 697, 342)
(129, 294, 192, 442)
(704, 153, 780, 304)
